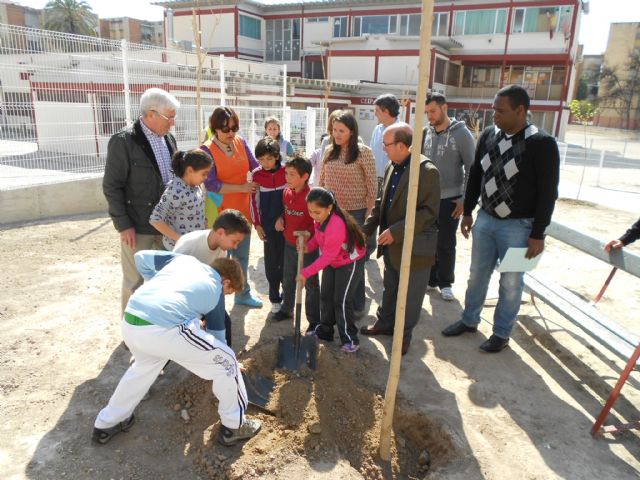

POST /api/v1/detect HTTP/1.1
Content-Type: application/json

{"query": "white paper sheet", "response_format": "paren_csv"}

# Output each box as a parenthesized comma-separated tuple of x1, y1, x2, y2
(496, 247, 542, 273)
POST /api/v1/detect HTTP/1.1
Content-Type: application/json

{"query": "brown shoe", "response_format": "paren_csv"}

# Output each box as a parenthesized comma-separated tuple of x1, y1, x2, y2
(360, 325, 394, 336)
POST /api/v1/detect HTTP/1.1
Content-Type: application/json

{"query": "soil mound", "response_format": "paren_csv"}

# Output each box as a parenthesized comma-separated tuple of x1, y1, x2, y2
(170, 341, 458, 479)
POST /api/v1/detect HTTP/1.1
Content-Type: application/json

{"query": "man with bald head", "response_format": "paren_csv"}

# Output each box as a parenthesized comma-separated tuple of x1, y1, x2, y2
(360, 123, 440, 355)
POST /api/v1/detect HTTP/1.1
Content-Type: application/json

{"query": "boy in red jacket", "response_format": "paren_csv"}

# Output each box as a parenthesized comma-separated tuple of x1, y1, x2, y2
(272, 155, 320, 331)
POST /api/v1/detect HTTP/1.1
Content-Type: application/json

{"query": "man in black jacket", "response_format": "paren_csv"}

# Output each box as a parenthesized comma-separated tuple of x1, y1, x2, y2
(103, 88, 180, 312)
(441, 85, 559, 353)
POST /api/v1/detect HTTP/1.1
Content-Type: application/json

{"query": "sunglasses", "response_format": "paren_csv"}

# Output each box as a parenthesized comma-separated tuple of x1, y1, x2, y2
(219, 125, 239, 133)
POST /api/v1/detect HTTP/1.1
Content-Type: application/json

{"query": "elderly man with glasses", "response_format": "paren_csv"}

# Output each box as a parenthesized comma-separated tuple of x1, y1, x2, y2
(360, 122, 440, 356)
(103, 87, 180, 313)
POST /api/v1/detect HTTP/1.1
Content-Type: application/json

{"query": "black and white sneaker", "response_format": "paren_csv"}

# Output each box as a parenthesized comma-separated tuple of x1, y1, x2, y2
(217, 417, 262, 446)
(92, 414, 135, 445)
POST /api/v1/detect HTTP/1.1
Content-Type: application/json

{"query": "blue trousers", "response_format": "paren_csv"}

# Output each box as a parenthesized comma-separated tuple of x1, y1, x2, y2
(461, 209, 533, 339)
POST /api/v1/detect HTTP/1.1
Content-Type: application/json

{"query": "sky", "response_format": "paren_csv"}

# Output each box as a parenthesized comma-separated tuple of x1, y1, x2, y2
(14, 0, 640, 55)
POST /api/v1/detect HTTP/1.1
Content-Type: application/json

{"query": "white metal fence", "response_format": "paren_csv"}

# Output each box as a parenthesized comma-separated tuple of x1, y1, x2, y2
(558, 140, 640, 199)
(0, 24, 326, 190)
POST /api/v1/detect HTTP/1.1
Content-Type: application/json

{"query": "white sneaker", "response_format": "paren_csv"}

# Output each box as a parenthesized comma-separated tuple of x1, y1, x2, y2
(271, 303, 281, 314)
(440, 287, 455, 301)
(426, 285, 438, 292)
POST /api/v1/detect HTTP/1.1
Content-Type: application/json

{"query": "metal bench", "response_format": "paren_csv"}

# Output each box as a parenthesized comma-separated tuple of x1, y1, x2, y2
(522, 221, 640, 436)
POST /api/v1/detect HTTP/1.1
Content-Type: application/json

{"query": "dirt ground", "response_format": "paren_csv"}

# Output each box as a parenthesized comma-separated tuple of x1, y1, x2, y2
(1, 198, 640, 480)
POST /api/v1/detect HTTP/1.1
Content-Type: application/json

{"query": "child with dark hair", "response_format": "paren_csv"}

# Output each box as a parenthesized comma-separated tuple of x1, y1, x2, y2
(298, 187, 366, 353)
(251, 137, 287, 313)
(264, 116, 294, 158)
(272, 155, 320, 332)
(150, 149, 212, 250)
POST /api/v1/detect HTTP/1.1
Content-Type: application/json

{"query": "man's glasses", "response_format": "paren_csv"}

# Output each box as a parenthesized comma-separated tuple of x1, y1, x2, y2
(382, 141, 398, 148)
(220, 125, 239, 133)
(153, 110, 176, 121)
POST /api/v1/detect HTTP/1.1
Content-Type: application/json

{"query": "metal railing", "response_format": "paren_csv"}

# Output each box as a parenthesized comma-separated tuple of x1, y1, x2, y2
(0, 24, 326, 190)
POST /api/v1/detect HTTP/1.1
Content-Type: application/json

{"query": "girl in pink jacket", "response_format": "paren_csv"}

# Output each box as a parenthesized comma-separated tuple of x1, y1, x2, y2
(297, 187, 366, 353)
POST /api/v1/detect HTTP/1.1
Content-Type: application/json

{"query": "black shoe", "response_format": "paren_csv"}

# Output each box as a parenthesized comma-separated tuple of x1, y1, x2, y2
(441, 320, 478, 337)
(360, 325, 394, 336)
(92, 415, 135, 445)
(271, 310, 293, 322)
(479, 335, 509, 353)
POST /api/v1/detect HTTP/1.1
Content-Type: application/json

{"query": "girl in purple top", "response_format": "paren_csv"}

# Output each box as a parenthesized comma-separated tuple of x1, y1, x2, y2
(297, 187, 366, 353)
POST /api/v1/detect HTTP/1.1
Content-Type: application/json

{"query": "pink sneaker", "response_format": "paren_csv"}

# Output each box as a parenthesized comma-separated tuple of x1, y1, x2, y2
(340, 343, 360, 353)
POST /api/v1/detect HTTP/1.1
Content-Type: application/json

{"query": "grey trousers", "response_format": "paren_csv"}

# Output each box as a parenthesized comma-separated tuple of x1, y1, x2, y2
(374, 251, 430, 343)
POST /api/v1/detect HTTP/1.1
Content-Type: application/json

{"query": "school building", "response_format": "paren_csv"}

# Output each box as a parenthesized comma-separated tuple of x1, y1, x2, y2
(156, 0, 589, 140)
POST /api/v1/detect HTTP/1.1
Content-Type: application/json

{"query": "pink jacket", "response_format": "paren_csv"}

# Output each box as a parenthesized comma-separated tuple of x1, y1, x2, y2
(301, 212, 365, 279)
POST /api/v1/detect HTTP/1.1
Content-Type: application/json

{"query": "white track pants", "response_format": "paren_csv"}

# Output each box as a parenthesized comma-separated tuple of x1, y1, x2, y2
(95, 318, 247, 430)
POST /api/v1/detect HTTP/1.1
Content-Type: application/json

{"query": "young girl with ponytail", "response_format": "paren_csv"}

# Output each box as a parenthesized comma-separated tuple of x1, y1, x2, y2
(150, 149, 212, 250)
(297, 187, 366, 353)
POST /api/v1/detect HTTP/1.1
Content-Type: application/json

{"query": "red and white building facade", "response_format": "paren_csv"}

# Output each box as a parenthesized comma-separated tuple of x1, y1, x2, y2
(158, 0, 587, 140)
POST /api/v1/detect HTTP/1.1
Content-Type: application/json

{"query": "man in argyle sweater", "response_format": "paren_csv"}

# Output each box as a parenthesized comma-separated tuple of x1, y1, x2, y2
(441, 85, 560, 353)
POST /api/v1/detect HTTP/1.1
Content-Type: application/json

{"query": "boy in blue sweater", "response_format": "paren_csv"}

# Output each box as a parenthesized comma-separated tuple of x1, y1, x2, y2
(250, 137, 287, 313)
(92, 251, 261, 447)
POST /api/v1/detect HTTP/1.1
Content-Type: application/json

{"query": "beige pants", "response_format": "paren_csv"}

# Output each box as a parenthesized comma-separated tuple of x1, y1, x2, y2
(120, 234, 164, 313)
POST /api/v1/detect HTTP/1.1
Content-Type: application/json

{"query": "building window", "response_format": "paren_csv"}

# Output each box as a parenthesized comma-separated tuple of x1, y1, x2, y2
(446, 62, 461, 86)
(454, 9, 507, 35)
(304, 59, 324, 79)
(239, 14, 261, 40)
(354, 15, 392, 35)
(512, 7, 572, 35)
(266, 18, 300, 62)
(306, 17, 328, 23)
(434, 57, 447, 84)
(432, 12, 449, 36)
(399, 14, 421, 36)
(333, 16, 348, 37)
(462, 65, 501, 88)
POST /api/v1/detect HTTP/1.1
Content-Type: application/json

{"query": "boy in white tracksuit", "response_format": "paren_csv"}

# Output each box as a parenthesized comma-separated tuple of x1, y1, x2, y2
(93, 251, 261, 446)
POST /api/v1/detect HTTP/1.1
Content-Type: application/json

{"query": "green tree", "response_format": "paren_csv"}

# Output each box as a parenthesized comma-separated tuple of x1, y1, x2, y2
(599, 49, 640, 130)
(43, 0, 97, 36)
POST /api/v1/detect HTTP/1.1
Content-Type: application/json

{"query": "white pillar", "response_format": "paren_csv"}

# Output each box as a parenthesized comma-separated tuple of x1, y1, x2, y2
(305, 107, 317, 158)
(220, 54, 226, 106)
(121, 39, 132, 127)
(282, 64, 287, 109)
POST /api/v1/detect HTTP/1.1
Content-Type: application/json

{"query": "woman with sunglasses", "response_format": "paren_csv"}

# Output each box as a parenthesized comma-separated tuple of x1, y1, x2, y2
(202, 106, 263, 308)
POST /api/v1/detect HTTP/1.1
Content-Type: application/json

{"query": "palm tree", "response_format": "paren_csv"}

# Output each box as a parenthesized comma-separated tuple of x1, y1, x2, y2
(43, 0, 97, 36)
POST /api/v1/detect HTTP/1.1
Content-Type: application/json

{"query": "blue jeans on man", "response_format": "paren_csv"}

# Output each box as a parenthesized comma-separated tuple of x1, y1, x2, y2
(461, 209, 533, 339)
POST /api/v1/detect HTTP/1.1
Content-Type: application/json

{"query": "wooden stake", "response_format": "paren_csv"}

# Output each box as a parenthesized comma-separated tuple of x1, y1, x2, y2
(378, 0, 434, 461)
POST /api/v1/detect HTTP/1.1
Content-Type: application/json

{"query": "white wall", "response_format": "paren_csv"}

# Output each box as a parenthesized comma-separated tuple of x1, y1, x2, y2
(329, 57, 375, 82)
(302, 21, 332, 50)
(172, 12, 236, 52)
(377, 56, 419, 85)
(34, 102, 99, 157)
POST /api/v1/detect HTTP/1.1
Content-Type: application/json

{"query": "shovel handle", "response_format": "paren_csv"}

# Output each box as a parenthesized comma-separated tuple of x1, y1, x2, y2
(294, 231, 310, 304)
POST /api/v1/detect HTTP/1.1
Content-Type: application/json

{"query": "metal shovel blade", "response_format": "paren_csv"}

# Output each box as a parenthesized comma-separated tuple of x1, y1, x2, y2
(276, 335, 318, 371)
(242, 372, 276, 414)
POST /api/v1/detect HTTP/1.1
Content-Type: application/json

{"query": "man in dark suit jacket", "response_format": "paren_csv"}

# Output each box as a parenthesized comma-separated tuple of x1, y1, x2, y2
(103, 88, 180, 313)
(360, 122, 440, 355)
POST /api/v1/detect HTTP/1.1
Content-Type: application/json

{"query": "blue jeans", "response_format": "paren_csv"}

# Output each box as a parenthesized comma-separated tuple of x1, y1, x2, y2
(228, 232, 251, 297)
(461, 209, 533, 339)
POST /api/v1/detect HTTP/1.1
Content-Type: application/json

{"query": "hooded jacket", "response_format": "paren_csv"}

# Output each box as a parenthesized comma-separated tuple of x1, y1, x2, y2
(421, 119, 475, 200)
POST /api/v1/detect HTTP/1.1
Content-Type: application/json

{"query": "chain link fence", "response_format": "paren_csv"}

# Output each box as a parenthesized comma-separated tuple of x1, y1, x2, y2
(0, 24, 326, 190)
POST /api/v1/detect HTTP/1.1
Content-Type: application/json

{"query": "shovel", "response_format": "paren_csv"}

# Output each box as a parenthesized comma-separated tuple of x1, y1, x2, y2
(277, 231, 318, 370)
(242, 371, 275, 415)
